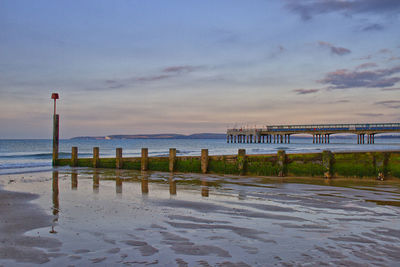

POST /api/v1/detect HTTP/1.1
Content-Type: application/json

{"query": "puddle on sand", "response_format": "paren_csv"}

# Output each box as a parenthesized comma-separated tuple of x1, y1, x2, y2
(1, 168, 400, 266)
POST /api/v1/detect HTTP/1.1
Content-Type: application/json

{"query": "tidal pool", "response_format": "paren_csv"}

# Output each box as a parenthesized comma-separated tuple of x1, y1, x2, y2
(1, 168, 400, 266)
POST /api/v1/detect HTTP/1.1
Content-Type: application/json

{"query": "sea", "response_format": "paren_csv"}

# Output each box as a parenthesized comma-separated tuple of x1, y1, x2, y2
(1, 136, 400, 175)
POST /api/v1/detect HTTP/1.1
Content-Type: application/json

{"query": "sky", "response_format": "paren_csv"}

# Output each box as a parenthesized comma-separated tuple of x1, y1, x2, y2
(1, 0, 400, 138)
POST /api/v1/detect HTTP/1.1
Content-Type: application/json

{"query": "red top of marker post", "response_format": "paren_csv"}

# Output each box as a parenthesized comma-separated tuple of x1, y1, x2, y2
(51, 93, 59, 100)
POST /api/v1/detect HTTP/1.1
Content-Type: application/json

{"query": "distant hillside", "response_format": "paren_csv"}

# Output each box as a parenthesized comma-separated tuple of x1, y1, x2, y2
(71, 133, 227, 140)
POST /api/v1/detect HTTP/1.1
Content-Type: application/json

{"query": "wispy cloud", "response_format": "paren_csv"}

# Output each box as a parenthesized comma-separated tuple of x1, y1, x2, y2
(362, 23, 384, 31)
(285, 0, 400, 20)
(356, 112, 384, 117)
(100, 65, 204, 90)
(318, 41, 351, 56)
(293, 89, 319, 95)
(319, 65, 400, 89)
(355, 62, 377, 70)
(381, 87, 400, 91)
(375, 100, 400, 108)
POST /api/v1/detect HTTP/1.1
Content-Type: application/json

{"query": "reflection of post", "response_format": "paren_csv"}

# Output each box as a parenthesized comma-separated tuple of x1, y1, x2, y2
(201, 179, 209, 197)
(169, 173, 176, 195)
(93, 170, 99, 193)
(116, 170, 122, 194)
(51, 171, 59, 234)
(141, 171, 149, 194)
(71, 171, 78, 190)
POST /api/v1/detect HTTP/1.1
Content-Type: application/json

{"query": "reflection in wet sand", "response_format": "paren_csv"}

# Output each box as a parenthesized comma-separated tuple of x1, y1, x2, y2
(201, 179, 209, 197)
(51, 171, 59, 234)
(115, 170, 122, 194)
(169, 173, 176, 195)
(39, 169, 400, 266)
(141, 171, 149, 194)
(71, 171, 78, 190)
(93, 170, 99, 194)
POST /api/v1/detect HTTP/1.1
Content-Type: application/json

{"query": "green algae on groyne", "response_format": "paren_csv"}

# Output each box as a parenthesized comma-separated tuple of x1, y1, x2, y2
(55, 148, 400, 179)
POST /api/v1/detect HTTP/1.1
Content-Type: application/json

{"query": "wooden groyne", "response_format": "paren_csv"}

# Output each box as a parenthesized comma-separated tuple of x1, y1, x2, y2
(55, 148, 400, 179)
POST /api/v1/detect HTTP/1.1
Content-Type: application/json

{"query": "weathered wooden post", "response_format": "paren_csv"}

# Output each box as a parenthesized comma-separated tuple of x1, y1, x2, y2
(116, 148, 123, 169)
(201, 149, 209, 174)
(322, 150, 334, 178)
(71, 147, 78, 167)
(277, 150, 286, 177)
(93, 147, 99, 168)
(141, 148, 148, 171)
(51, 93, 59, 166)
(169, 148, 176, 172)
(237, 149, 246, 175)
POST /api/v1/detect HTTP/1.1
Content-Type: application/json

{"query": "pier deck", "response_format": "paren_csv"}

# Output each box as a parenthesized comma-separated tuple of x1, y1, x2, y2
(227, 123, 400, 144)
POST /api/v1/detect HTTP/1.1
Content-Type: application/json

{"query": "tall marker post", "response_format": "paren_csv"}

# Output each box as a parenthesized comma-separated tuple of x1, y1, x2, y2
(52, 93, 59, 166)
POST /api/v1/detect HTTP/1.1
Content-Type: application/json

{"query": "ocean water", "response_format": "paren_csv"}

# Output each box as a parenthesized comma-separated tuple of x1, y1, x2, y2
(1, 137, 400, 175)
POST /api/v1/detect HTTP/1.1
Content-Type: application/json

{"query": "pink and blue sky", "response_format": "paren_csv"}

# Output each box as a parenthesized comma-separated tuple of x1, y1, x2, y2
(1, 0, 400, 138)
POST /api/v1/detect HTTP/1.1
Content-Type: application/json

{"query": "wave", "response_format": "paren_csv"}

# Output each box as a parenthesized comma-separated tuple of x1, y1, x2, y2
(0, 162, 52, 170)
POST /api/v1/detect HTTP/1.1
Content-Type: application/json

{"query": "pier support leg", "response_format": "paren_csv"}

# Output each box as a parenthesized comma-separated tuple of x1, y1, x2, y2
(322, 150, 334, 178)
(52, 114, 59, 166)
(93, 147, 99, 168)
(313, 135, 315, 144)
(141, 148, 148, 171)
(71, 147, 78, 167)
(237, 149, 246, 175)
(169, 148, 176, 172)
(201, 149, 209, 174)
(116, 148, 123, 169)
(277, 150, 287, 177)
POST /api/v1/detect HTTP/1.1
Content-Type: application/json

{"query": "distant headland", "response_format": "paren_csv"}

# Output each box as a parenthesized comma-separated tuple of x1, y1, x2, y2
(70, 133, 227, 140)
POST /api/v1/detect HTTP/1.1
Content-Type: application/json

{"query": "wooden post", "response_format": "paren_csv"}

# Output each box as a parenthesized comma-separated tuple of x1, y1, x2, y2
(322, 150, 334, 178)
(169, 148, 176, 172)
(116, 148, 123, 169)
(52, 114, 59, 166)
(277, 150, 286, 177)
(93, 147, 99, 168)
(237, 149, 246, 175)
(141, 148, 148, 171)
(71, 147, 78, 167)
(201, 149, 209, 174)
(93, 170, 99, 193)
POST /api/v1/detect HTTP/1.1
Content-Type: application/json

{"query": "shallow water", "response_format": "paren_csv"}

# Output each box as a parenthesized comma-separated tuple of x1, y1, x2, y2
(1, 168, 400, 266)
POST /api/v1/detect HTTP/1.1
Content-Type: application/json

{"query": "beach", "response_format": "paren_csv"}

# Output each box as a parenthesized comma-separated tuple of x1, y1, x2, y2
(1, 168, 400, 266)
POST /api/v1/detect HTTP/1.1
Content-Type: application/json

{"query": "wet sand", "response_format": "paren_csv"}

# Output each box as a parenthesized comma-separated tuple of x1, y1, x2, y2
(1, 169, 400, 266)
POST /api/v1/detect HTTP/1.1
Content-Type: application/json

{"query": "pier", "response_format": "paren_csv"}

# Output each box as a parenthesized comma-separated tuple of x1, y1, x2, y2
(226, 123, 400, 144)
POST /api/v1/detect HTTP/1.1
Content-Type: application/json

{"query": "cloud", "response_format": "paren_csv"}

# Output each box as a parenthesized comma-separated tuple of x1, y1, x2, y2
(293, 89, 319, 95)
(381, 87, 400, 91)
(379, 48, 392, 54)
(362, 23, 384, 31)
(375, 100, 400, 108)
(355, 62, 378, 70)
(318, 41, 351, 55)
(388, 56, 400, 61)
(319, 65, 400, 89)
(335, 100, 350, 103)
(100, 65, 203, 90)
(285, 0, 400, 20)
(356, 113, 384, 117)
(162, 65, 202, 74)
